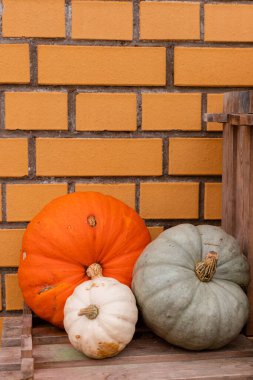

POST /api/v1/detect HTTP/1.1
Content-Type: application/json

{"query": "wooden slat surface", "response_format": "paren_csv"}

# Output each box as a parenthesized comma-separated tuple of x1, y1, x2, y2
(246, 129, 253, 335)
(205, 112, 253, 126)
(0, 370, 21, 380)
(34, 357, 253, 380)
(221, 121, 237, 235)
(204, 113, 228, 123)
(235, 125, 251, 254)
(1, 314, 253, 379)
(32, 326, 68, 345)
(221, 91, 253, 336)
(0, 346, 21, 370)
(21, 305, 34, 380)
(1, 317, 23, 347)
(0, 317, 23, 372)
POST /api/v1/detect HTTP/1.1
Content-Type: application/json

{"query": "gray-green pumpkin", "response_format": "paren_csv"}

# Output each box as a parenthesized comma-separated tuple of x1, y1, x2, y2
(132, 224, 250, 350)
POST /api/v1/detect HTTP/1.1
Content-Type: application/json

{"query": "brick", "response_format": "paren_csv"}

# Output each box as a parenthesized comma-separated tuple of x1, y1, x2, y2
(72, 1, 132, 40)
(0, 230, 25, 267)
(38, 45, 166, 86)
(75, 184, 135, 209)
(2, 0, 65, 38)
(140, 182, 199, 219)
(5, 274, 23, 311)
(0, 276, 2, 310)
(205, 4, 253, 42)
(207, 94, 224, 132)
(0, 187, 1, 222)
(5, 92, 68, 131)
(6, 184, 68, 222)
(204, 183, 222, 220)
(142, 93, 201, 131)
(140, 1, 200, 41)
(147, 226, 164, 241)
(174, 47, 253, 87)
(0, 45, 29, 84)
(36, 138, 162, 176)
(0, 139, 28, 177)
(76, 93, 136, 131)
(169, 138, 222, 176)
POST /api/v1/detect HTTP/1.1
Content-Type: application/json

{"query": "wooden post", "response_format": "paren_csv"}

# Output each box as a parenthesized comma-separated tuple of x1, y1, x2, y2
(205, 91, 253, 336)
(21, 303, 34, 380)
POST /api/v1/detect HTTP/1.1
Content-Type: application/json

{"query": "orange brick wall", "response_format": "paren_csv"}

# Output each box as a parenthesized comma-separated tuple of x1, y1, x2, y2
(2, 0, 249, 314)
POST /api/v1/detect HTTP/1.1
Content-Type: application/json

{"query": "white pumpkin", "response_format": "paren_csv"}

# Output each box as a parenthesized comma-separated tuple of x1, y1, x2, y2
(64, 263, 138, 359)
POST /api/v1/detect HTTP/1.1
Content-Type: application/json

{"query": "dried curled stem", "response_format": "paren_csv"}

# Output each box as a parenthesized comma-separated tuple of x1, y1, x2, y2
(195, 251, 218, 282)
(78, 304, 99, 319)
(86, 263, 103, 279)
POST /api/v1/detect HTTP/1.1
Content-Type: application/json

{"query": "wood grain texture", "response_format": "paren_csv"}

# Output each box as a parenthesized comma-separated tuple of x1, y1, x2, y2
(33, 357, 253, 380)
(33, 334, 253, 369)
(221, 91, 253, 335)
(1, 312, 253, 379)
(0, 346, 21, 371)
(1, 317, 22, 347)
(21, 304, 34, 380)
(221, 121, 237, 235)
(204, 113, 228, 123)
(204, 113, 253, 125)
(245, 129, 253, 335)
(235, 125, 251, 254)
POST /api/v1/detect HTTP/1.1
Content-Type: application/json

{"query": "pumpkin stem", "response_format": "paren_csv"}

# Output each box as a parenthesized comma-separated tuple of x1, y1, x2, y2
(86, 263, 103, 279)
(78, 304, 99, 319)
(195, 251, 218, 282)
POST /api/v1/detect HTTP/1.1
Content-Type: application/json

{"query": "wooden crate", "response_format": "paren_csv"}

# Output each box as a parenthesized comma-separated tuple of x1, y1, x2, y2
(1, 307, 253, 380)
(206, 90, 253, 336)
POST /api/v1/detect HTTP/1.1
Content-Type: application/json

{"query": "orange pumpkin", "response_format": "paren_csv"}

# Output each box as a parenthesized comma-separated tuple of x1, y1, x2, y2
(18, 192, 150, 328)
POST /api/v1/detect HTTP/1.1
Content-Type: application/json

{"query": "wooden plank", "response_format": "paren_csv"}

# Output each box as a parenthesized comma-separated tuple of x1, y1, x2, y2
(21, 305, 34, 380)
(0, 371, 21, 380)
(0, 346, 21, 371)
(21, 358, 34, 380)
(229, 114, 253, 126)
(1, 317, 23, 347)
(0, 318, 3, 346)
(221, 121, 237, 235)
(235, 125, 251, 253)
(32, 334, 253, 368)
(204, 113, 228, 123)
(32, 326, 68, 345)
(246, 128, 253, 335)
(204, 113, 253, 126)
(22, 304, 33, 337)
(222, 91, 253, 336)
(34, 357, 253, 380)
(224, 91, 251, 114)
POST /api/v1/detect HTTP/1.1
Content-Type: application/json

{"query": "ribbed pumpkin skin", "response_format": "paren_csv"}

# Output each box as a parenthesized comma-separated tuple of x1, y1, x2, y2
(64, 276, 138, 359)
(18, 192, 150, 328)
(132, 224, 249, 350)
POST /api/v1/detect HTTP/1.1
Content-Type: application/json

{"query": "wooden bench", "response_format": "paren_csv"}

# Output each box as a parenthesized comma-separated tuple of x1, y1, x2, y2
(1, 306, 253, 380)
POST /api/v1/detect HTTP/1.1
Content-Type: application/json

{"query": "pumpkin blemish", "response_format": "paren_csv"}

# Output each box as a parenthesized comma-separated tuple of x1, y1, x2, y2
(38, 285, 55, 294)
(75, 335, 81, 339)
(22, 252, 27, 261)
(96, 342, 120, 358)
(87, 215, 96, 227)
